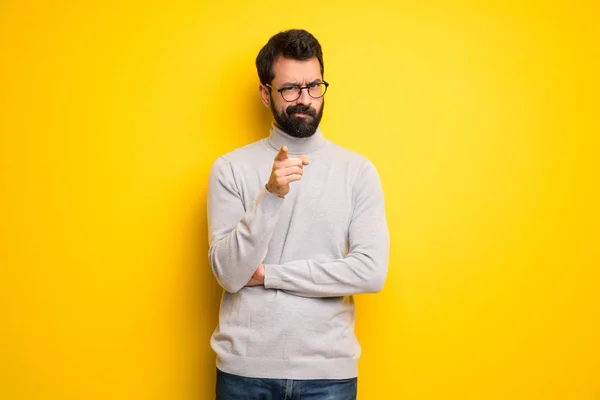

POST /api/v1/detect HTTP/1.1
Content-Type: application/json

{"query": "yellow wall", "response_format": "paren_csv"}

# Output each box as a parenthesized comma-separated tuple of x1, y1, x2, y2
(1, 1, 598, 399)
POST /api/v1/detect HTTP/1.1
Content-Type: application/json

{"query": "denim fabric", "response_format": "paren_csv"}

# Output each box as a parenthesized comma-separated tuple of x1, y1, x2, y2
(216, 368, 357, 400)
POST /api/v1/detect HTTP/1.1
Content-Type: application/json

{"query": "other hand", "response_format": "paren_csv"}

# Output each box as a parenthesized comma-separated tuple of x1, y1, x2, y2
(245, 264, 265, 287)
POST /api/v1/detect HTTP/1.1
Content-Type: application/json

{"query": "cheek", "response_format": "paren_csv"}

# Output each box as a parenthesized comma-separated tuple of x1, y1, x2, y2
(313, 99, 324, 112)
(270, 97, 284, 111)
(279, 102, 291, 114)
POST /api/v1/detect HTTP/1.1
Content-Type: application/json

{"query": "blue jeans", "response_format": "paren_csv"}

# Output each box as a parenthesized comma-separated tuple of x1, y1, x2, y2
(216, 368, 357, 400)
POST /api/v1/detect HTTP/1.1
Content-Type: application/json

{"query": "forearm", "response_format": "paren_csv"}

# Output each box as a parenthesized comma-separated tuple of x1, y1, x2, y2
(209, 187, 284, 293)
(263, 248, 389, 298)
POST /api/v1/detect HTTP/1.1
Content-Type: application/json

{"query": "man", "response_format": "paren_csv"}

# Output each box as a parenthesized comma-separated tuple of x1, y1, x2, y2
(207, 29, 389, 399)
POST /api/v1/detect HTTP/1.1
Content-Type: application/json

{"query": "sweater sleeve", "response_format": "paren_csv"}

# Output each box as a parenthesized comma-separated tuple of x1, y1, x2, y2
(207, 157, 284, 293)
(263, 160, 389, 297)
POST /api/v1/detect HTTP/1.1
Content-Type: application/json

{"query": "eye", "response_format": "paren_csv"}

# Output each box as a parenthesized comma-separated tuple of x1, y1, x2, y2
(307, 82, 326, 97)
(280, 86, 298, 93)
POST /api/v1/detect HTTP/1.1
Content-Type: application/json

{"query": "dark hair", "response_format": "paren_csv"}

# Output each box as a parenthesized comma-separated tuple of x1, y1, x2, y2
(256, 29, 324, 85)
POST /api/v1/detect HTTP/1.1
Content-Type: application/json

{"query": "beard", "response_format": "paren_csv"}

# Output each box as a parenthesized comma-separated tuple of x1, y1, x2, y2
(270, 99, 324, 138)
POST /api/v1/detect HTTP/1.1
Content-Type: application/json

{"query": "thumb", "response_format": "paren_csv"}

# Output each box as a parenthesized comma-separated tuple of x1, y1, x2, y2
(275, 145, 288, 161)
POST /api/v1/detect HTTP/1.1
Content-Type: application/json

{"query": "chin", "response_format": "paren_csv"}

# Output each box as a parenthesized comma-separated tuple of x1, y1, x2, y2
(291, 127, 317, 138)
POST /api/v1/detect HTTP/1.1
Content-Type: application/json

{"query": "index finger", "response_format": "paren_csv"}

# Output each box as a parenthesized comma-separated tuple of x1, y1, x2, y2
(275, 145, 288, 161)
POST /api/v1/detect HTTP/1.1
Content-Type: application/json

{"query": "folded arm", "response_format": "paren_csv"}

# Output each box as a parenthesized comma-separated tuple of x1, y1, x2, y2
(263, 160, 390, 297)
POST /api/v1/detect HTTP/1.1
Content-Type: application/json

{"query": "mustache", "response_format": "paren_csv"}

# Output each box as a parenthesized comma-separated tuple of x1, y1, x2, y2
(286, 104, 317, 118)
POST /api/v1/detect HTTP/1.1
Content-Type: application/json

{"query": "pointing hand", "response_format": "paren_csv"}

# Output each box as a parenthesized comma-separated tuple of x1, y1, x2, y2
(266, 146, 310, 198)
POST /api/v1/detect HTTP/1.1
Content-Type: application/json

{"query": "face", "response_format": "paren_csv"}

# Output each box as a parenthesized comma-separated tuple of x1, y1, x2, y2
(259, 57, 324, 138)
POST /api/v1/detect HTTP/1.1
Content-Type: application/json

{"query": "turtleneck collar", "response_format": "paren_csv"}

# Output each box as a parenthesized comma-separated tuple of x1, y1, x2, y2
(267, 123, 327, 155)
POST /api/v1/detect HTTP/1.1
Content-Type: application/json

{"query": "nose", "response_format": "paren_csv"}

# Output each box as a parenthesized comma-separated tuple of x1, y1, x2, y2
(296, 87, 312, 105)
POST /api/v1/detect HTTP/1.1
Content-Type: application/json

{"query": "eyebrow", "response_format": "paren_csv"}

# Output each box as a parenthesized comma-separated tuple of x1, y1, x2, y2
(280, 79, 323, 88)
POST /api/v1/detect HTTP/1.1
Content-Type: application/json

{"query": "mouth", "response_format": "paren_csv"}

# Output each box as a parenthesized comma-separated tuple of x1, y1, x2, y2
(292, 112, 311, 118)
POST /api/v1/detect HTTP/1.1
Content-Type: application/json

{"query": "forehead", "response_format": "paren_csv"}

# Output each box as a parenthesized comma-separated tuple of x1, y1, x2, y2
(272, 56, 322, 84)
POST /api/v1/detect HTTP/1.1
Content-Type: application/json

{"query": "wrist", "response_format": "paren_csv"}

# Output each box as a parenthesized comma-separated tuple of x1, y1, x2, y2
(265, 183, 284, 198)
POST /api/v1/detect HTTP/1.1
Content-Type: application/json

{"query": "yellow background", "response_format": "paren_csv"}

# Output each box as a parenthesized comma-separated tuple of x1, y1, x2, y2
(1, 1, 598, 399)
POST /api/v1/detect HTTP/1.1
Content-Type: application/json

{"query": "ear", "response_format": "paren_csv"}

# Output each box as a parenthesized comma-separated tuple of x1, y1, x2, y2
(259, 84, 271, 107)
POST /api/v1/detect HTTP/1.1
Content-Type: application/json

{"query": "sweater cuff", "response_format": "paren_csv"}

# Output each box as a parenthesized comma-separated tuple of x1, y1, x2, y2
(264, 261, 313, 290)
(263, 264, 282, 289)
(256, 186, 285, 214)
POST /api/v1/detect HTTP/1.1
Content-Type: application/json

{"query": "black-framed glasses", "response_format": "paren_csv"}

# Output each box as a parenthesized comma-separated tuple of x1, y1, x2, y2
(265, 81, 329, 102)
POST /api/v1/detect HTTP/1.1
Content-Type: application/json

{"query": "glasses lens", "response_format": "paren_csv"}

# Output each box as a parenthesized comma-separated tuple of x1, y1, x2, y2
(308, 83, 327, 98)
(280, 87, 301, 101)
